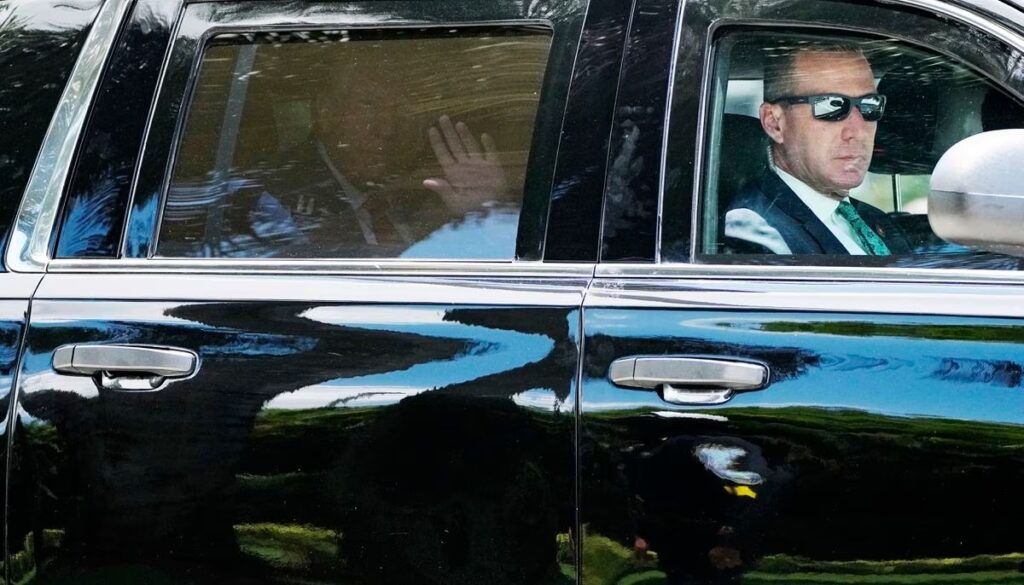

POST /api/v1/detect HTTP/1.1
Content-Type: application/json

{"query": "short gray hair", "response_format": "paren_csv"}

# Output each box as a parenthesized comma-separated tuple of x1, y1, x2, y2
(762, 42, 868, 102)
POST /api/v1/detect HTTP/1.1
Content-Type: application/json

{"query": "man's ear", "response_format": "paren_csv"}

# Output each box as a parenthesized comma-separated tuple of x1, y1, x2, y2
(759, 102, 785, 144)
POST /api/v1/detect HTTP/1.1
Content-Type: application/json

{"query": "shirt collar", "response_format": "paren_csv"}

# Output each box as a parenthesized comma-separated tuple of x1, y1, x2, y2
(768, 148, 847, 224)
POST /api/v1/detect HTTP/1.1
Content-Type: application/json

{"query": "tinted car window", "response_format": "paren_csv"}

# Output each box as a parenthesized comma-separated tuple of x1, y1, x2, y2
(157, 27, 551, 260)
(0, 0, 99, 269)
(689, 30, 1024, 269)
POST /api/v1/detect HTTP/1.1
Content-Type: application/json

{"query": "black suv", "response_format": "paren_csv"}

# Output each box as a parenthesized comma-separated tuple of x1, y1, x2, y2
(2, 0, 1024, 583)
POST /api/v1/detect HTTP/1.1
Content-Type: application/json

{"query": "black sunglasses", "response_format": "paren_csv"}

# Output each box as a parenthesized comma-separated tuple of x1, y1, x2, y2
(768, 93, 887, 122)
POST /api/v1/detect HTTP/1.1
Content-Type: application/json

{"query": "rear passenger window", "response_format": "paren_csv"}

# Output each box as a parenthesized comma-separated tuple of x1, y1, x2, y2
(689, 31, 1024, 269)
(157, 27, 551, 260)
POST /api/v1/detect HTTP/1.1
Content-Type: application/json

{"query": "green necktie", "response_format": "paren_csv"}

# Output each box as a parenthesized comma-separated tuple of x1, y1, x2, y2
(835, 200, 891, 256)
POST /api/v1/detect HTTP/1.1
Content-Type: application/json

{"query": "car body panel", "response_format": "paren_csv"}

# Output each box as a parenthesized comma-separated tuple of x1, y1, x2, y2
(581, 279, 1024, 584)
(11, 274, 585, 584)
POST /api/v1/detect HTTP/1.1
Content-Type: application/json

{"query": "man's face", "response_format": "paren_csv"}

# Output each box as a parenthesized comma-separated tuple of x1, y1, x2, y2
(761, 52, 878, 195)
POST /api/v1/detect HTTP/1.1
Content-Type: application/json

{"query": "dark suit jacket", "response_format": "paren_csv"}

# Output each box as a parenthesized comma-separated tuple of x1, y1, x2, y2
(723, 171, 910, 255)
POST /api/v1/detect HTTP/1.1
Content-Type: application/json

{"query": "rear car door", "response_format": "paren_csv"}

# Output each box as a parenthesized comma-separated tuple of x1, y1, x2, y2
(581, 1, 1024, 583)
(4, 0, 630, 582)
(0, 1, 102, 580)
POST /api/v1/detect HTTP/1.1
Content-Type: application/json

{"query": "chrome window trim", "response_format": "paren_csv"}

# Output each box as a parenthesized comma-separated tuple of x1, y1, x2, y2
(5, 0, 135, 274)
(585, 277, 1024, 317)
(35, 273, 591, 305)
(902, 0, 1024, 49)
(655, 3, 687, 264)
(665, 0, 1024, 268)
(595, 262, 1024, 284)
(47, 258, 596, 278)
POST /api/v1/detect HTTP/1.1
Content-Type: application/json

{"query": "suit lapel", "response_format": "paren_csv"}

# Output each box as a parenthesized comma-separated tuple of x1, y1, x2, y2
(759, 172, 848, 254)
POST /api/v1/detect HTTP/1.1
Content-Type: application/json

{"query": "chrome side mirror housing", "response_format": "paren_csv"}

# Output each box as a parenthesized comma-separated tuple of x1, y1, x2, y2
(929, 129, 1024, 258)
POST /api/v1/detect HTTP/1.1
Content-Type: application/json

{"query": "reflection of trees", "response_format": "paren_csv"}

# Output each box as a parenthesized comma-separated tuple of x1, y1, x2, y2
(0, 320, 20, 371)
(325, 393, 571, 585)
(758, 320, 1024, 343)
(934, 358, 1023, 387)
(13, 302, 575, 582)
(0, 0, 98, 254)
(583, 406, 1024, 583)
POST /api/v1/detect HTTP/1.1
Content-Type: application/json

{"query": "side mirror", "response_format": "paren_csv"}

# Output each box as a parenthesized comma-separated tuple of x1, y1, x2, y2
(929, 129, 1024, 257)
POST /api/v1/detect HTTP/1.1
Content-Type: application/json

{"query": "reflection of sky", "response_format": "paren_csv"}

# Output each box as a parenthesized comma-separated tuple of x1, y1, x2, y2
(266, 306, 556, 408)
(584, 310, 1024, 425)
(399, 209, 518, 260)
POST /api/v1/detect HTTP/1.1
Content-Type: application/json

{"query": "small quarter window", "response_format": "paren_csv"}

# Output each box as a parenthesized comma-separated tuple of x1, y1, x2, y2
(157, 27, 551, 259)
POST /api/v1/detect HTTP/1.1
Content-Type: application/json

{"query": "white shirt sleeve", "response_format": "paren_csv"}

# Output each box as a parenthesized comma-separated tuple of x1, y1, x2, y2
(724, 208, 793, 254)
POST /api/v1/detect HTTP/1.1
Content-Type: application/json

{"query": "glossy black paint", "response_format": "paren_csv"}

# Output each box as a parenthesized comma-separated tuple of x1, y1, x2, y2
(0, 300, 30, 583)
(0, 0, 100, 270)
(120, 0, 589, 261)
(599, 0, 679, 263)
(581, 302, 1024, 584)
(660, 0, 1024, 263)
(11, 295, 580, 584)
(543, 0, 632, 262)
(54, 0, 181, 259)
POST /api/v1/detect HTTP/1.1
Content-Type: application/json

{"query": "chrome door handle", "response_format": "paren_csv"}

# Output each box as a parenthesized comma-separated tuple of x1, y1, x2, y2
(608, 356, 769, 405)
(53, 344, 198, 391)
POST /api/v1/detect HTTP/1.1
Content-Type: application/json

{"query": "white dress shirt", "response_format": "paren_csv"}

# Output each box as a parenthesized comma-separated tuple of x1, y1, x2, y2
(773, 167, 868, 255)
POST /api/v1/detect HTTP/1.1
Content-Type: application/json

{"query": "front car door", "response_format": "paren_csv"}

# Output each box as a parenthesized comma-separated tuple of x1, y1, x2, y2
(3, 0, 629, 582)
(582, 0, 1024, 583)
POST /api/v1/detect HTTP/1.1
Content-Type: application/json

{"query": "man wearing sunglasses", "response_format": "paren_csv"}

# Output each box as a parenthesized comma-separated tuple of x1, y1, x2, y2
(724, 44, 910, 255)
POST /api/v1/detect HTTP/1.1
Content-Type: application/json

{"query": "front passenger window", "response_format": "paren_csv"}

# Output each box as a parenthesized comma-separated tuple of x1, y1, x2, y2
(697, 32, 1024, 269)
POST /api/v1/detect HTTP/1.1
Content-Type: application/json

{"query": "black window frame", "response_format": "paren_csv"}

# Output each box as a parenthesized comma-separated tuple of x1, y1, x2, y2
(660, 0, 1024, 269)
(53, 0, 182, 261)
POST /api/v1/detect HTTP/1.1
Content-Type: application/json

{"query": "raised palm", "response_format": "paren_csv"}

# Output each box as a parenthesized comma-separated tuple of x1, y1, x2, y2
(423, 115, 509, 216)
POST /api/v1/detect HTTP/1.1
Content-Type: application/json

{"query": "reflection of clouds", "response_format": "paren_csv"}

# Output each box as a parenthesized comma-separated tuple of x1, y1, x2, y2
(301, 306, 447, 325)
(298, 306, 556, 397)
(266, 385, 423, 409)
(652, 411, 728, 422)
(19, 369, 98, 400)
(695, 443, 764, 486)
(15, 0, 102, 32)
(38, 302, 208, 327)
(511, 388, 566, 412)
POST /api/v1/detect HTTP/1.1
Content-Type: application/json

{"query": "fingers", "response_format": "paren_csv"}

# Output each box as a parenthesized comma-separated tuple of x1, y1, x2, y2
(438, 115, 465, 160)
(481, 132, 499, 163)
(455, 121, 482, 157)
(427, 126, 455, 167)
(423, 178, 454, 199)
(433, 115, 488, 161)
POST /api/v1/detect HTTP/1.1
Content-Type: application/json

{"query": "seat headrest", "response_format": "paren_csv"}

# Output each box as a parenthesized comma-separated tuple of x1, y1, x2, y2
(717, 113, 769, 205)
(871, 71, 940, 174)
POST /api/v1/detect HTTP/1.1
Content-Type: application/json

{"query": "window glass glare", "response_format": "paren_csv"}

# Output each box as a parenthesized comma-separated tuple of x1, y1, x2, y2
(158, 28, 552, 259)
